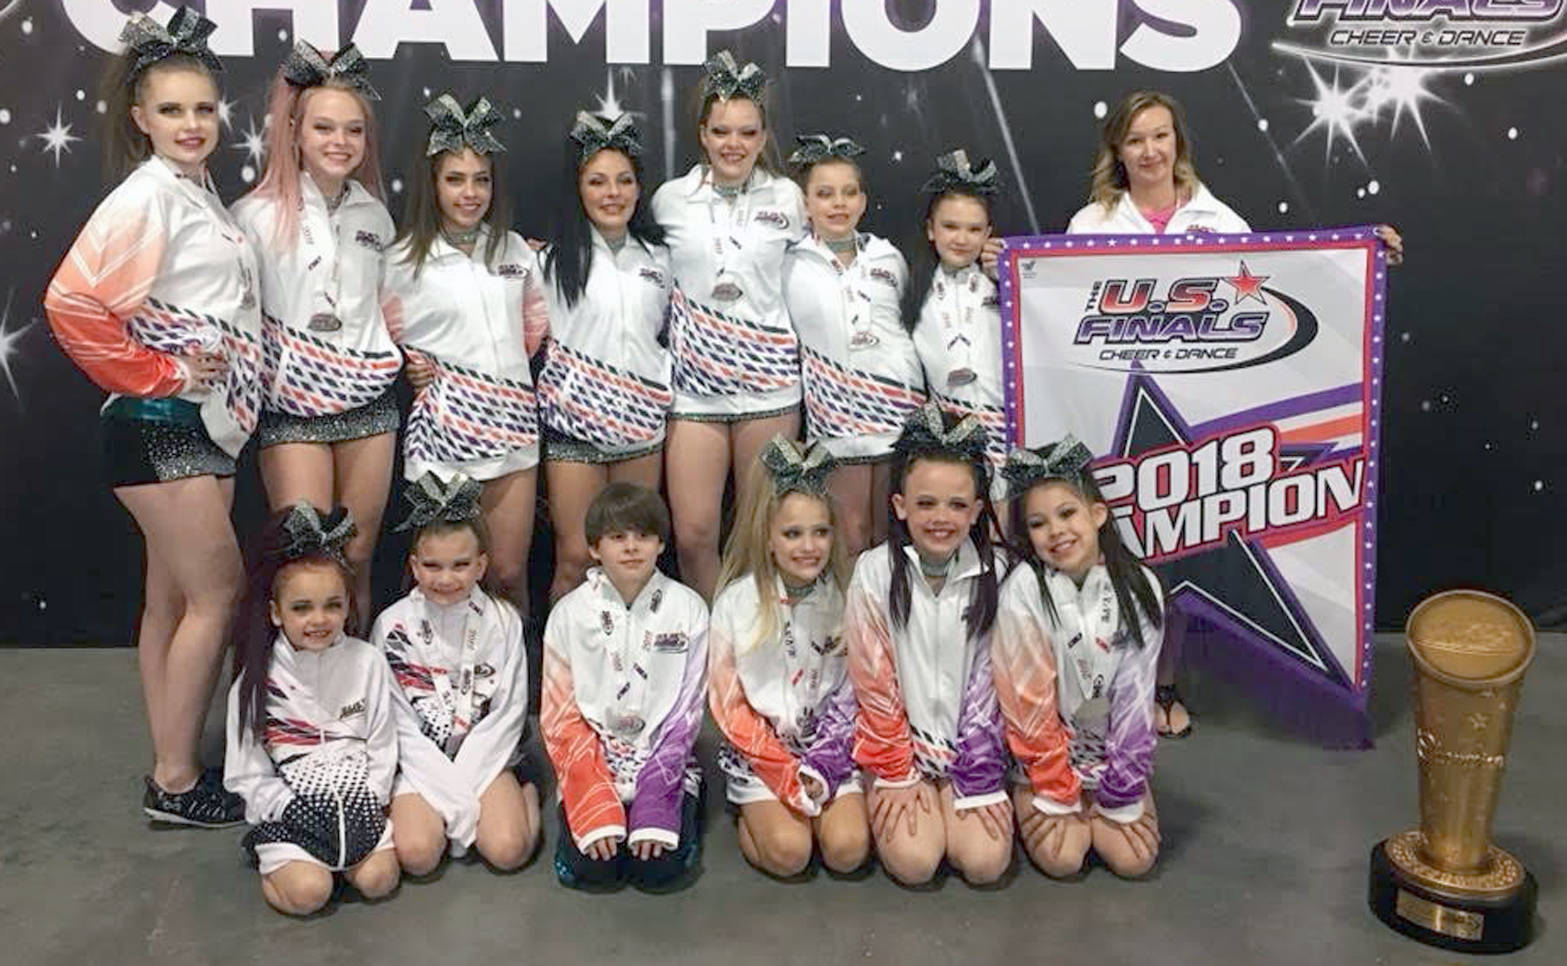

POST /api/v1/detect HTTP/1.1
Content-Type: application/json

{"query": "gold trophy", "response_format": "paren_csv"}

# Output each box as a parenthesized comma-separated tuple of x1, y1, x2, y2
(1368, 589, 1537, 952)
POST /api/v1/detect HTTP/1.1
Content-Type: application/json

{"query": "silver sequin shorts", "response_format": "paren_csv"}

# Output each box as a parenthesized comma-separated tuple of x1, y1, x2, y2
(258, 389, 400, 448)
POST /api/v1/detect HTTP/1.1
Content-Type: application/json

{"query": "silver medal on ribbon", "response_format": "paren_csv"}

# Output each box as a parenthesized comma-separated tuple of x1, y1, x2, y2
(849, 330, 879, 350)
(947, 367, 977, 387)
(609, 709, 646, 738)
(711, 280, 744, 303)
(308, 313, 343, 333)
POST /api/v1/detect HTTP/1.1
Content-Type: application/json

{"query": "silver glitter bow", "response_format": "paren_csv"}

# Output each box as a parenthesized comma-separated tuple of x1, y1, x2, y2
(788, 134, 866, 167)
(281, 41, 380, 100)
(395, 472, 485, 532)
(921, 149, 1000, 196)
(120, 6, 223, 80)
(569, 111, 642, 164)
(701, 50, 767, 102)
(425, 94, 506, 157)
(758, 436, 837, 498)
(893, 401, 991, 465)
(280, 503, 356, 562)
(1002, 436, 1094, 499)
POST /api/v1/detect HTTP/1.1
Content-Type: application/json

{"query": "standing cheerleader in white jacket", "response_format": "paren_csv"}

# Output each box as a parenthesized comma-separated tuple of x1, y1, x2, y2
(232, 43, 400, 624)
(709, 437, 869, 877)
(782, 135, 924, 556)
(383, 94, 548, 612)
(373, 473, 541, 873)
(225, 504, 400, 916)
(537, 111, 672, 600)
(44, 6, 259, 827)
(650, 51, 808, 599)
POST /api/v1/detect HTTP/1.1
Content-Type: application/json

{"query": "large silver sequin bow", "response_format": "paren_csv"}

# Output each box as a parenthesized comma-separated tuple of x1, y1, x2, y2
(893, 401, 991, 465)
(1002, 436, 1095, 499)
(701, 50, 766, 101)
(759, 436, 837, 497)
(788, 134, 866, 167)
(280, 503, 357, 562)
(282, 41, 380, 100)
(569, 111, 643, 163)
(395, 472, 485, 532)
(120, 6, 223, 78)
(921, 149, 999, 195)
(425, 94, 506, 157)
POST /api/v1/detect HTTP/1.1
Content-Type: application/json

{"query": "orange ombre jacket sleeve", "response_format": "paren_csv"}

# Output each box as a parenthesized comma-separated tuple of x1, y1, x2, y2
(540, 617, 625, 849)
(993, 571, 1080, 808)
(707, 591, 808, 810)
(44, 193, 185, 397)
(845, 568, 916, 786)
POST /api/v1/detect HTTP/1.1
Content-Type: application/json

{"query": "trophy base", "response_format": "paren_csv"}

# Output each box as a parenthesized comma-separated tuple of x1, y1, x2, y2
(1369, 835, 1536, 954)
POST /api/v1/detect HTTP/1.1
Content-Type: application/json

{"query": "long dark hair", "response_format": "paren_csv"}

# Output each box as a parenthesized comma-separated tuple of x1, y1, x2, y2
(231, 507, 356, 739)
(542, 140, 666, 309)
(100, 53, 219, 180)
(903, 186, 999, 330)
(395, 143, 511, 278)
(886, 447, 1001, 641)
(1009, 474, 1164, 648)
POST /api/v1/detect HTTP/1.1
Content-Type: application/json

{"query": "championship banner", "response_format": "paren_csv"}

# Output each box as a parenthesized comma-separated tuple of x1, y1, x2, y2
(998, 227, 1389, 747)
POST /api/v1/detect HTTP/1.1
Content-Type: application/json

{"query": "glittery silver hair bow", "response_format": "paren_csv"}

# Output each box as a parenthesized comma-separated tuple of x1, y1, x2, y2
(281, 41, 380, 101)
(279, 503, 356, 563)
(758, 436, 837, 497)
(120, 6, 223, 80)
(921, 149, 1000, 196)
(395, 472, 485, 532)
(569, 111, 642, 164)
(893, 401, 991, 465)
(1003, 436, 1094, 499)
(788, 134, 865, 168)
(701, 50, 767, 102)
(425, 94, 506, 157)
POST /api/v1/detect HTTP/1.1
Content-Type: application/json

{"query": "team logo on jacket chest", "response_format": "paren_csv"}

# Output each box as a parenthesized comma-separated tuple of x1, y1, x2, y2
(649, 631, 688, 653)
(867, 267, 898, 289)
(600, 610, 615, 636)
(639, 266, 667, 287)
(753, 209, 790, 231)
(339, 699, 367, 719)
(354, 230, 384, 253)
(496, 263, 529, 279)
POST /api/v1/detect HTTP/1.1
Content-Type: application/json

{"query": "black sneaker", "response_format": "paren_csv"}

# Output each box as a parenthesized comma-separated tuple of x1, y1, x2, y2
(142, 770, 246, 828)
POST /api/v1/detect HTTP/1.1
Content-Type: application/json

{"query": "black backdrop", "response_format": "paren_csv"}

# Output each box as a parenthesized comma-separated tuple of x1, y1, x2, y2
(2, 1, 1563, 644)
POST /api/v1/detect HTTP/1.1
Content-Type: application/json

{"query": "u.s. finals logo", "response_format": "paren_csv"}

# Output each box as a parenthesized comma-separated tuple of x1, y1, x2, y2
(1063, 261, 1317, 374)
(1277, 1, 1567, 70)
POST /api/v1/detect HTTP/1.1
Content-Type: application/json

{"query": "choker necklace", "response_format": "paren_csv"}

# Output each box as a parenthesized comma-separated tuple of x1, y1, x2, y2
(324, 184, 349, 214)
(604, 234, 627, 253)
(443, 226, 481, 247)
(713, 182, 743, 200)
(918, 553, 954, 579)
(824, 236, 857, 254)
(782, 577, 816, 603)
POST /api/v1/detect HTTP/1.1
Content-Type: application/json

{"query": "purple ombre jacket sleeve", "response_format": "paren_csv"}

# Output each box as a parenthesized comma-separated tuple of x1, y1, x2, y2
(628, 608, 710, 845)
(1096, 599, 1163, 811)
(802, 674, 858, 797)
(949, 636, 1009, 808)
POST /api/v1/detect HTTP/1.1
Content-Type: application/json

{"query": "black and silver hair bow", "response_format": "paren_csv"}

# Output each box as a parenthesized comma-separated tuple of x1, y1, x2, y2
(120, 6, 223, 80)
(569, 111, 642, 164)
(280, 503, 356, 563)
(395, 472, 485, 532)
(921, 149, 1000, 196)
(758, 436, 837, 498)
(1002, 436, 1094, 499)
(282, 41, 380, 100)
(788, 134, 865, 168)
(701, 50, 767, 102)
(425, 94, 506, 157)
(893, 401, 991, 466)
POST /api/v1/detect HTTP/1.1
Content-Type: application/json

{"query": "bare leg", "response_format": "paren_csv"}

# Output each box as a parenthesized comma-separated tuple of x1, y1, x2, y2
(607, 449, 663, 490)
(544, 460, 609, 602)
(344, 848, 401, 900)
(869, 460, 893, 546)
(258, 442, 334, 510)
(1012, 783, 1090, 878)
(389, 792, 447, 876)
(474, 771, 541, 871)
(941, 783, 1012, 885)
(827, 463, 874, 558)
(261, 861, 334, 916)
(1156, 605, 1190, 736)
(665, 419, 731, 600)
(866, 780, 944, 886)
(737, 800, 813, 877)
(480, 468, 537, 614)
(331, 432, 397, 626)
(1091, 794, 1160, 879)
(730, 410, 802, 514)
(133, 537, 183, 782)
(116, 476, 242, 792)
(814, 791, 870, 873)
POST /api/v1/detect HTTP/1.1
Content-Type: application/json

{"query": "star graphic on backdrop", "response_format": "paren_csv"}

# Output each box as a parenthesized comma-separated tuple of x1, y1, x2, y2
(218, 98, 235, 129)
(36, 106, 81, 167)
(1110, 374, 1351, 687)
(233, 116, 266, 165)
(1294, 61, 1370, 165)
(1223, 261, 1270, 304)
(0, 289, 36, 400)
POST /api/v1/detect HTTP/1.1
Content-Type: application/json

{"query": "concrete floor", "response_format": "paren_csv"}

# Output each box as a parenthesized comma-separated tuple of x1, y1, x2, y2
(0, 634, 1560, 966)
